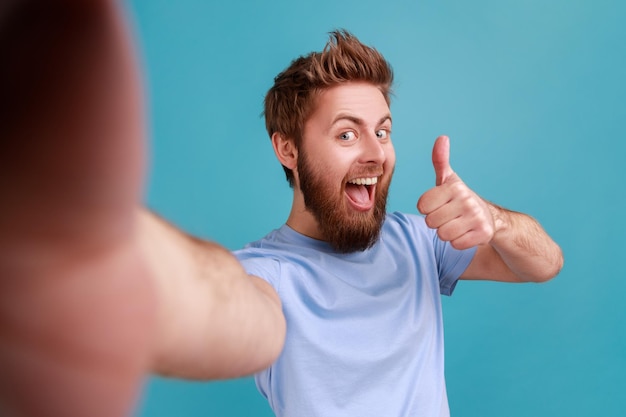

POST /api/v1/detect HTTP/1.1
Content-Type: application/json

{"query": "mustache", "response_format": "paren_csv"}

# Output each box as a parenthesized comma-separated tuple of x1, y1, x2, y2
(344, 167, 385, 182)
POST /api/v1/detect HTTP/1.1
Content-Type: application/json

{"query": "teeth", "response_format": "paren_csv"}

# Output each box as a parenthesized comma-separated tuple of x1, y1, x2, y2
(348, 177, 378, 186)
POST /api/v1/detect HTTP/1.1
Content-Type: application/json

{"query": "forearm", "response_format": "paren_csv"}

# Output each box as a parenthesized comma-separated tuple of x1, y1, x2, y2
(488, 203, 563, 282)
(137, 209, 286, 379)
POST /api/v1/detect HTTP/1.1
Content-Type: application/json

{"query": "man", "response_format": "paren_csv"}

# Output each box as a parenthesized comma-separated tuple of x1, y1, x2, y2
(234, 30, 563, 416)
(0, 2, 284, 416)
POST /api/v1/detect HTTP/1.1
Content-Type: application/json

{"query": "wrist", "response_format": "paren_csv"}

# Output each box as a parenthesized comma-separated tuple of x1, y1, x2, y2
(486, 201, 511, 240)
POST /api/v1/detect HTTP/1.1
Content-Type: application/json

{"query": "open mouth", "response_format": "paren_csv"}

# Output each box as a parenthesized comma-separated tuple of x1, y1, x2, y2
(345, 176, 378, 211)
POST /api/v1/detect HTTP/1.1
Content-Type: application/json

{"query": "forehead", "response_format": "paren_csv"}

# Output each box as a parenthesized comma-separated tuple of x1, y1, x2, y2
(308, 82, 390, 127)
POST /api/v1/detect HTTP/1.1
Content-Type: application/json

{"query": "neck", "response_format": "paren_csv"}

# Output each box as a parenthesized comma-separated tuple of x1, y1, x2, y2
(286, 189, 324, 241)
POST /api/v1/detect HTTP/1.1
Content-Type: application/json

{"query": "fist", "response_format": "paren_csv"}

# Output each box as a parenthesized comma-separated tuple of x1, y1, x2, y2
(417, 136, 495, 250)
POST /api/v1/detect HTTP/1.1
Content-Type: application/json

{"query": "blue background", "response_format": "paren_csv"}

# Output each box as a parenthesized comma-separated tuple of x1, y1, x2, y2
(126, 0, 625, 416)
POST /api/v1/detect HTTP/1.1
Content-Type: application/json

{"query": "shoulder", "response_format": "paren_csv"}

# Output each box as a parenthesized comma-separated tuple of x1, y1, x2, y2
(385, 211, 430, 231)
(383, 212, 476, 294)
(231, 229, 282, 286)
(382, 212, 437, 247)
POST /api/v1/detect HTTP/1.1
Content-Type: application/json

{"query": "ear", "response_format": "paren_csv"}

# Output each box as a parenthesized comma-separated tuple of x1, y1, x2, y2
(271, 132, 298, 170)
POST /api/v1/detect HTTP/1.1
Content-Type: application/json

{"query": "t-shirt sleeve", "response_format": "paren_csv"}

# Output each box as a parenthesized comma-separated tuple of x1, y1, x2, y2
(433, 234, 476, 296)
(233, 249, 282, 293)
(391, 212, 477, 296)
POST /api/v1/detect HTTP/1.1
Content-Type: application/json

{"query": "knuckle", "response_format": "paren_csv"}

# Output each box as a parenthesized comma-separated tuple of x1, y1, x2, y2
(450, 239, 467, 250)
(416, 196, 428, 214)
(451, 182, 468, 196)
(424, 215, 434, 228)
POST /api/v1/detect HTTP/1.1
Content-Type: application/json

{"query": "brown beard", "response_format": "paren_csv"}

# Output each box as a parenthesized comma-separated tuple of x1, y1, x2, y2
(297, 151, 391, 253)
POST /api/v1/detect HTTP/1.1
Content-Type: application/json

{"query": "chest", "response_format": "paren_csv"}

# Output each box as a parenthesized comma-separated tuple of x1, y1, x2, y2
(278, 250, 443, 360)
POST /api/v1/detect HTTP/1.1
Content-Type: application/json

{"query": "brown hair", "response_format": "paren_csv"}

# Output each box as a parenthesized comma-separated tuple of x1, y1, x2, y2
(264, 29, 394, 186)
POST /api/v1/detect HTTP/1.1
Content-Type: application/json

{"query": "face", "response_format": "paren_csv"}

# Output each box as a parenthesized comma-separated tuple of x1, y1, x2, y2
(295, 82, 396, 253)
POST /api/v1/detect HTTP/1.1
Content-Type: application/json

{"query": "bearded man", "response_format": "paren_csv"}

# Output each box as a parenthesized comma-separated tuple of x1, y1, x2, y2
(234, 30, 563, 417)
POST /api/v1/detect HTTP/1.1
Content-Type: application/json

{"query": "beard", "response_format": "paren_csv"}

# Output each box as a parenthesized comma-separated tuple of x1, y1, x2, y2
(297, 152, 392, 253)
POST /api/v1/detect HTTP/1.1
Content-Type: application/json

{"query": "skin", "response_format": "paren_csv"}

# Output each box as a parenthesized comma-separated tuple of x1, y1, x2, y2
(272, 81, 563, 283)
(1, 3, 154, 416)
(0, 3, 560, 412)
(138, 211, 285, 380)
(0, 2, 285, 416)
(272, 82, 395, 241)
(418, 135, 564, 282)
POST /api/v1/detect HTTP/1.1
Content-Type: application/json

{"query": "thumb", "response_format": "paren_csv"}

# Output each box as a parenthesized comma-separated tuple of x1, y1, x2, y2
(432, 135, 454, 186)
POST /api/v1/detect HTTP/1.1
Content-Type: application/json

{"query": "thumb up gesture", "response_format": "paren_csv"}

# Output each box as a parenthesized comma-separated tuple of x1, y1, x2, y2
(417, 136, 496, 250)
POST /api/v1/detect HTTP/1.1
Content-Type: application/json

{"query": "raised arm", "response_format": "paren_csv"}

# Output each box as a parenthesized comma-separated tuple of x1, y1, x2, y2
(458, 203, 563, 282)
(417, 136, 563, 283)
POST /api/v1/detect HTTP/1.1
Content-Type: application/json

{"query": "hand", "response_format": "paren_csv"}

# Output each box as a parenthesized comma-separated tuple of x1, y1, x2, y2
(417, 136, 496, 250)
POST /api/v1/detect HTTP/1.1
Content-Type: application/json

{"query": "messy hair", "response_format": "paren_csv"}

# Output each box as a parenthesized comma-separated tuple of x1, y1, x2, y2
(264, 29, 394, 186)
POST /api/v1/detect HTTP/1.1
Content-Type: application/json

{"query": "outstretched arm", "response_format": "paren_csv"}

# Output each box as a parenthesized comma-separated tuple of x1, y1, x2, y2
(138, 210, 285, 380)
(0, 2, 284, 417)
(417, 136, 563, 283)
(1, 2, 155, 417)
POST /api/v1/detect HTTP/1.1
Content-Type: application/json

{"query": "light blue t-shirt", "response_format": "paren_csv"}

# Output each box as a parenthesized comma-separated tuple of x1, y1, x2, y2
(234, 212, 476, 417)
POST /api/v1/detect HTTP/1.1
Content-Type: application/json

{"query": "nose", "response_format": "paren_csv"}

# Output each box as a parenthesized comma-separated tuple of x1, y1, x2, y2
(359, 132, 386, 165)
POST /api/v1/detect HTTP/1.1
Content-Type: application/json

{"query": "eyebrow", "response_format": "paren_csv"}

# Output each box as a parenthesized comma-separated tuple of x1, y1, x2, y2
(331, 113, 392, 128)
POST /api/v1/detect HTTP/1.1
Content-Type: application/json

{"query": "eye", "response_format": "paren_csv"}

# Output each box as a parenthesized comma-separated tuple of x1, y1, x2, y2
(339, 131, 356, 141)
(376, 129, 389, 139)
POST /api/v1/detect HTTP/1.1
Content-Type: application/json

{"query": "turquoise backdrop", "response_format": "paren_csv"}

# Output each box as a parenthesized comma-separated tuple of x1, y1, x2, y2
(127, 0, 625, 416)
